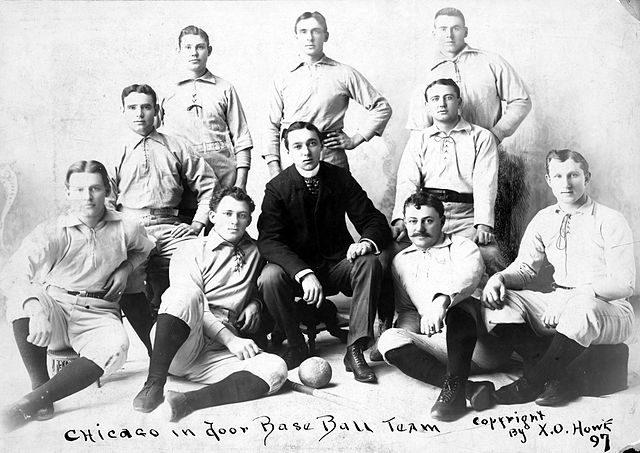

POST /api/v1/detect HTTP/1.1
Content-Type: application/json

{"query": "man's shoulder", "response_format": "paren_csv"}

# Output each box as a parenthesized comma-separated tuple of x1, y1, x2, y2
(592, 200, 631, 226)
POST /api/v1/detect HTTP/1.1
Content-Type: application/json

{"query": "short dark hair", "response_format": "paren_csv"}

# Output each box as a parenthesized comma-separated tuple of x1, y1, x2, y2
(65, 160, 111, 196)
(282, 121, 322, 150)
(425, 78, 461, 101)
(294, 11, 328, 33)
(121, 84, 158, 107)
(434, 7, 466, 26)
(403, 188, 445, 220)
(178, 25, 210, 47)
(209, 186, 255, 213)
(545, 149, 590, 176)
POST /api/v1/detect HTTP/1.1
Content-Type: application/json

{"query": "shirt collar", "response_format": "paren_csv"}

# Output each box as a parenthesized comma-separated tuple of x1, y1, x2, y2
(206, 230, 253, 251)
(398, 233, 453, 255)
(290, 54, 337, 72)
(176, 69, 216, 85)
(425, 117, 472, 137)
(62, 209, 121, 227)
(431, 44, 479, 69)
(294, 164, 320, 178)
(553, 196, 595, 215)
(126, 128, 164, 150)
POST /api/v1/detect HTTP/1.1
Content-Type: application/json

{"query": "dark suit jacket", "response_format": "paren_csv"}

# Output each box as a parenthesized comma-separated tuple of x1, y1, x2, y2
(257, 162, 391, 279)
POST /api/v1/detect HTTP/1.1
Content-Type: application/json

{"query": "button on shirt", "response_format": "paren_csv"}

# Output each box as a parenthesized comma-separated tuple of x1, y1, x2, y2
(407, 45, 531, 142)
(392, 117, 498, 228)
(160, 71, 253, 169)
(264, 55, 392, 164)
(499, 197, 636, 299)
(111, 129, 216, 225)
(167, 232, 263, 341)
(2, 211, 154, 315)
(392, 234, 484, 315)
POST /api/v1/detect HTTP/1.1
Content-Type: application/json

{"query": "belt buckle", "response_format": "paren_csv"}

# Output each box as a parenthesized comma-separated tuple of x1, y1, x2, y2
(77, 290, 88, 297)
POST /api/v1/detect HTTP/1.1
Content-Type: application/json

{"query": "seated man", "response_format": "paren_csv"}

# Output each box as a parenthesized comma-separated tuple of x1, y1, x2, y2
(257, 121, 391, 382)
(378, 190, 511, 421)
(391, 78, 502, 273)
(132, 187, 287, 422)
(111, 83, 217, 354)
(1, 160, 153, 431)
(482, 149, 635, 406)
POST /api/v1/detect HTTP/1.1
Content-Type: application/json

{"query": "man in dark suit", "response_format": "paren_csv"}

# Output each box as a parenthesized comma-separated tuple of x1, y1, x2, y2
(257, 121, 391, 383)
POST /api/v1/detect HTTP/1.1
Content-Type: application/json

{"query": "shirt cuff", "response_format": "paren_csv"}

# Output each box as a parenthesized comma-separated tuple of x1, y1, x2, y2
(294, 269, 314, 284)
(234, 147, 252, 168)
(359, 238, 380, 255)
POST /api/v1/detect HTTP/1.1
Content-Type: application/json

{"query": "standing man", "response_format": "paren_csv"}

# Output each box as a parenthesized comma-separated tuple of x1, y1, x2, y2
(1, 161, 153, 431)
(159, 25, 253, 222)
(482, 150, 635, 406)
(132, 187, 287, 422)
(112, 83, 217, 352)
(257, 122, 391, 382)
(264, 11, 392, 176)
(392, 79, 502, 272)
(379, 190, 511, 421)
(407, 7, 531, 142)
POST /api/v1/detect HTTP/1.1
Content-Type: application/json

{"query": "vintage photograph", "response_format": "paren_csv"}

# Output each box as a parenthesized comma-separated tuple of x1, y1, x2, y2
(0, 1, 639, 451)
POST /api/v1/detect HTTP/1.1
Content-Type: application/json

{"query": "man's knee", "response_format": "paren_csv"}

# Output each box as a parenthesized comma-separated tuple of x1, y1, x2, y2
(158, 286, 203, 327)
(258, 263, 290, 291)
(246, 353, 288, 395)
(378, 328, 413, 358)
(351, 253, 382, 277)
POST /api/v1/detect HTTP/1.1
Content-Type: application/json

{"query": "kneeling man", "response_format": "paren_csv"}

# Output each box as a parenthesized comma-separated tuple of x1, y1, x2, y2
(133, 187, 287, 421)
(379, 190, 511, 421)
(258, 121, 391, 381)
(483, 149, 635, 406)
(2, 160, 153, 431)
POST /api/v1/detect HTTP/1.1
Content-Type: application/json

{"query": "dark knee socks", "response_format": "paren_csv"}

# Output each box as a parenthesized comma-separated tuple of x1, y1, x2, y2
(445, 307, 478, 379)
(385, 344, 446, 388)
(492, 323, 552, 373)
(18, 357, 103, 415)
(526, 333, 586, 385)
(13, 318, 49, 389)
(120, 293, 154, 356)
(184, 371, 269, 411)
(147, 314, 191, 383)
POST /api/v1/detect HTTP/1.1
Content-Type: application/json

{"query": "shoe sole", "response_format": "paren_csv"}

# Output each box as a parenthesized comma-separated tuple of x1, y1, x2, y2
(133, 396, 165, 413)
(344, 363, 377, 383)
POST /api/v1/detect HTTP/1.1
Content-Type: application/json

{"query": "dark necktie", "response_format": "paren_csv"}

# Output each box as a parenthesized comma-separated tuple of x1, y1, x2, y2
(304, 176, 320, 196)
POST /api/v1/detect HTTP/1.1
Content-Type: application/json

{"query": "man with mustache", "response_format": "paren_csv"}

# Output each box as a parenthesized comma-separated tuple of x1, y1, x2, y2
(378, 190, 511, 421)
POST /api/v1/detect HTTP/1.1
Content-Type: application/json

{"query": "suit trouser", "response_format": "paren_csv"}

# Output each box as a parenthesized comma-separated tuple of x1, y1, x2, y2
(258, 254, 382, 349)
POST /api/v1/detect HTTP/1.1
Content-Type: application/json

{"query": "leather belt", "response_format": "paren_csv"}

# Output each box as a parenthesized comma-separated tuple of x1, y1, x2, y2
(424, 188, 474, 204)
(120, 207, 179, 217)
(551, 282, 576, 290)
(49, 286, 108, 299)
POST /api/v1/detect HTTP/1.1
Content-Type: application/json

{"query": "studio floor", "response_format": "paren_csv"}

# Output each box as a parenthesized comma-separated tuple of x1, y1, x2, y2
(1, 307, 639, 453)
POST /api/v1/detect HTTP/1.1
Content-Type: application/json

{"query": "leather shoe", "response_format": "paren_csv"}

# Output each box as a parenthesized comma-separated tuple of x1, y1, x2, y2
(282, 344, 309, 370)
(495, 377, 543, 405)
(34, 402, 54, 421)
(133, 379, 165, 413)
(344, 344, 377, 383)
(535, 379, 579, 407)
(431, 375, 467, 422)
(466, 380, 495, 411)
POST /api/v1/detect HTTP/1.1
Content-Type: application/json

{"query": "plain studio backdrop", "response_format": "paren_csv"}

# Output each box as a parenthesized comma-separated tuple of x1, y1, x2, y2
(0, 2, 640, 452)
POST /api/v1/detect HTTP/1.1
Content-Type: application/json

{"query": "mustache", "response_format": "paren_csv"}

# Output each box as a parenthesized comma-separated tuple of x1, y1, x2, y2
(411, 232, 431, 237)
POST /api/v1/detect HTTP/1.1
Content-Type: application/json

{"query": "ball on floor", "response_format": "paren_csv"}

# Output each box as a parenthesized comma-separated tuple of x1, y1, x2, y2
(298, 357, 332, 388)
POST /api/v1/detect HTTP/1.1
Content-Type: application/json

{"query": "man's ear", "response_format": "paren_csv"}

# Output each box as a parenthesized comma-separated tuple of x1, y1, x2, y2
(324, 31, 329, 43)
(584, 171, 591, 184)
(545, 174, 552, 188)
(464, 26, 468, 38)
(207, 45, 212, 56)
(208, 210, 216, 225)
